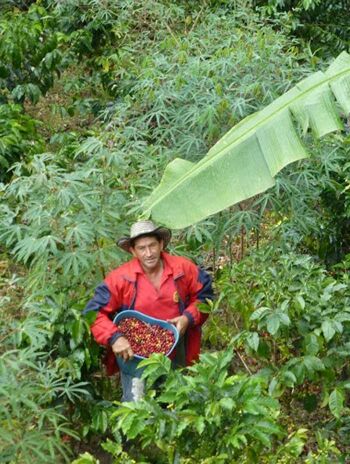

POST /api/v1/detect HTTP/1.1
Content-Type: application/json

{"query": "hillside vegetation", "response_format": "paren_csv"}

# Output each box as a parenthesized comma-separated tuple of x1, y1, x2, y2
(0, 1, 349, 463)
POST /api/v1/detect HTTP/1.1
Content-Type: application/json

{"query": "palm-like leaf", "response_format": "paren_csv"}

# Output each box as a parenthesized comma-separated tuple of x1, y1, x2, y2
(143, 52, 350, 229)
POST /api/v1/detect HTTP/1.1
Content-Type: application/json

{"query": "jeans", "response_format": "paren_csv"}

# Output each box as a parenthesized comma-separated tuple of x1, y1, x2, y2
(120, 372, 145, 402)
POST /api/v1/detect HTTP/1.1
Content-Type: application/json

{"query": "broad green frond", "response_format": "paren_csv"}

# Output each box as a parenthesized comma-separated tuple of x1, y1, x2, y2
(143, 52, 350, 229)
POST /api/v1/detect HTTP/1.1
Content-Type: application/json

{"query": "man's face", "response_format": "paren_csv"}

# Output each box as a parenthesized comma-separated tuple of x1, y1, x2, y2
(130, 235, 163, 272)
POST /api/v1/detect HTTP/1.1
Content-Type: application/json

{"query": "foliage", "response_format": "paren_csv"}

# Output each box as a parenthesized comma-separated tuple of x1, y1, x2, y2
(0, 256, 121, 463)
(71, 453, 101, 464)
(143, 51, 350, 229)
(205, 247, 350, 422)
(267, 132, 350, 263)
(0, 3, 313, 284)
(110, 351, 287, 463)
(102, 351, 346, 463)
(171, 128, 350, 268)
(0, 103, 44, 179)
(0, 0, 350, 462)
(97, 1, 309, 161)
(255, 0, 350, 57)
(0, 260, 96, 463)
(46, 0, 124, 93)
(0, 148, 129, 289)
(0, 346, 82, 463)
(0, 4, 64, 103)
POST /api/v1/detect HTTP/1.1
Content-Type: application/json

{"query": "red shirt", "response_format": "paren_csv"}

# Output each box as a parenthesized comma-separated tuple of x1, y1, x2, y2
(132, 258, 180, 320)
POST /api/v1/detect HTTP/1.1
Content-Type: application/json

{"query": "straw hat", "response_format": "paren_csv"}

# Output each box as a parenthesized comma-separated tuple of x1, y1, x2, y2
(117, 220, 171, 253)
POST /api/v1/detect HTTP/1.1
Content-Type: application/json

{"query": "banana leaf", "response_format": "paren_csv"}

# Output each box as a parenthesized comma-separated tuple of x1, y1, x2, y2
(143, 52, 350, 229)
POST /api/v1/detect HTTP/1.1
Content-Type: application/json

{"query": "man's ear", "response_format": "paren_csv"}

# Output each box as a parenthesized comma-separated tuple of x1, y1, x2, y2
(130, 247, 137, 258)
(160, 239, 164, 251)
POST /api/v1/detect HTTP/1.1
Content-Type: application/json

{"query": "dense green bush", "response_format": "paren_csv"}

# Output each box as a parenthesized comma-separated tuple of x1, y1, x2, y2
(0, 267, 87, 464)
(0, 4, 64, 103)
(205, 248, 350, 420)
(0, 3, 313, 285)
(0, 104, 44, 179)
(254, 0, 350, 56)
(0, 348, 83, 464)
(258, 132, 350, 264)
(108, 351, 294, 463)
(1, 1, 349, 462)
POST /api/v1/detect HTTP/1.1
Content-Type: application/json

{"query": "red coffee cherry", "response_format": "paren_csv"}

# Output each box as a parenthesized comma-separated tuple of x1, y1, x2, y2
(118, 317, 175, 357)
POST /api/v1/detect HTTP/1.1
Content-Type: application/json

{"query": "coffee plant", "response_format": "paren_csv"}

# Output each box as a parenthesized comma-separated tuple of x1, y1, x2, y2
(0, 103, 44, 179)
(204, 248, 350, 420)
(255, 0, 350, 56)
(111, 351, 284, 463)
(0, 4, 64, 103)
(1, 0, 350, 462)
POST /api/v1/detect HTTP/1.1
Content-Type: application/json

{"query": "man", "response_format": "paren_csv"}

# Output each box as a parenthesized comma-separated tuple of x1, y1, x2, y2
(84, 220, 213, 401)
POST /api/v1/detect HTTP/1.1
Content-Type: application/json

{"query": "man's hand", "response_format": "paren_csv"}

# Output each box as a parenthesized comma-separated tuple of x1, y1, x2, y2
(167, 315, 190, 337)
(111, 336, 134, 361)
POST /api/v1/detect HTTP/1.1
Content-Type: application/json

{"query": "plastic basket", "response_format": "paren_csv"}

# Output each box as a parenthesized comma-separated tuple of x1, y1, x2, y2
(113, 310, 179, 377)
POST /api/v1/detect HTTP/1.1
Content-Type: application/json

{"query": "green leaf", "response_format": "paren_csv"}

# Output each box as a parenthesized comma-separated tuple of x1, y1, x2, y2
(92, 410, 108, 433)
(329, 388, 344, 418)
(244, 400, 268, 416)
(246, 332, 259, 352)
(335, 312, 350, 323)
(219, 397, 236, 411)
(303, 356, 325, 372)
(279, 312, 291, 326)
(139, 354, 172, 385)
(267, 314, 280, 335)
(71, 452, 100, 464)
(268, 378, 284, 397)
(249, 428, 273, 448)
(255, 420, 282, 436)
(194, 416, 205, 434)
(322, 320, 336, 342)
(250, 306, 270, 321)
(282, 370, 297, 387)
(228, 432, 248, 449)
(71, 319, 85, 345)
(295, 295, 306, 310)
(143, 52, 350, 228)
(304, 334, 320, 356)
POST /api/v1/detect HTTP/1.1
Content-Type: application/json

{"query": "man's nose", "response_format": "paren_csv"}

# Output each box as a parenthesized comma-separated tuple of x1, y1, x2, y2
(145, 247, 153, 256)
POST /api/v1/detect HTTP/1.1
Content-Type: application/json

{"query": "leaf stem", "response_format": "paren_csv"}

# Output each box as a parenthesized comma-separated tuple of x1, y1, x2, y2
(234, 348, 253, 375)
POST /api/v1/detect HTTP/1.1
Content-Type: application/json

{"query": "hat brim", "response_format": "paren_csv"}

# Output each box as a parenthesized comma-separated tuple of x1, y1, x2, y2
(117, 227, 171, 253)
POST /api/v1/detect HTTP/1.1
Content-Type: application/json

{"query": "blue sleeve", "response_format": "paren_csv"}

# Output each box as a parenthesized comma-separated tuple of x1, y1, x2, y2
(197, 268, 214, 302)
(83, 283, 111, 314)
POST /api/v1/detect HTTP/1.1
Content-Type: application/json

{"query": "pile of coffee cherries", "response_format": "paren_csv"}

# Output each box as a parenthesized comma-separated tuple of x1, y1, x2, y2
(118, 317, 175, 357)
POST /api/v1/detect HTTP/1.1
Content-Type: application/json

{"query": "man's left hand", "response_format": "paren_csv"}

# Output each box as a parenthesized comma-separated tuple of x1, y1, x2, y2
(167, 315, 190, 337)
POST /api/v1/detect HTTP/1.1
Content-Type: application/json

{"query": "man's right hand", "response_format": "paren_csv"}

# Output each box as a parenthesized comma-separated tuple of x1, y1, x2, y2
(111, 336, 134, 361)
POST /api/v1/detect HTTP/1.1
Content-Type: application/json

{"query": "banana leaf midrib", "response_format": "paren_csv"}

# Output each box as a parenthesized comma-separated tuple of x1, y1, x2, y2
(144, 66, 349, 212)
